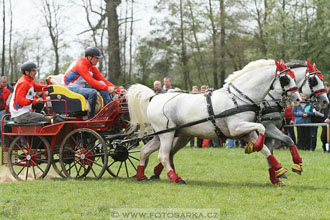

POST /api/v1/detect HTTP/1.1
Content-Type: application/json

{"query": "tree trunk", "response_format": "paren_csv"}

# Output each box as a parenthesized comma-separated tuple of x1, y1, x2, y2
(180, 0, 189, 90)
(209, 0, 218, 88)
(188, 0, 207, 85)
(1, 0, 6, 77)
(128, 0, 134, 83)
(219, 0, 226, 88)
(105, 0, 121, 84)
(9, 0, 14, 83)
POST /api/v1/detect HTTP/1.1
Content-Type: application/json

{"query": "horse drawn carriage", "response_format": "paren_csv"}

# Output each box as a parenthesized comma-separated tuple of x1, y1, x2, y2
(1, 59, 328, 185)
(1, 84, 140, 181)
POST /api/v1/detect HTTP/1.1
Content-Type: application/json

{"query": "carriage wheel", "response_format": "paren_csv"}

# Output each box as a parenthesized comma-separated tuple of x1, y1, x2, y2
(59, 128, 108, 179)
(51, 152, 66, 178)
(106, 139, 140, 178)
(8, 136, 52, 181)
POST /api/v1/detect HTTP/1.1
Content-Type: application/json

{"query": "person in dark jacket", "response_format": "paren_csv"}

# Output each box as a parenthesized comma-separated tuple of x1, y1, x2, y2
(292, 94, 315, 150)
(321, 82, 330, 152)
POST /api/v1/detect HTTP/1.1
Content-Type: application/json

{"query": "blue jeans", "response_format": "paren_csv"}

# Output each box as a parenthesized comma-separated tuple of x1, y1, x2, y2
(86, 81, 113, 105)
(226, 139, 234, 148)
(69, 87, 98, 118)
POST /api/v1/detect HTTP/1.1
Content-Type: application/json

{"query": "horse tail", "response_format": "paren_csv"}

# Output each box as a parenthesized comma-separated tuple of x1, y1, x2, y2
(126, 84, 155, 136)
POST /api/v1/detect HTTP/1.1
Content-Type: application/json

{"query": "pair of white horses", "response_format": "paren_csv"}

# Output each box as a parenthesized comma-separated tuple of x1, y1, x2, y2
(126, 59, 327, 185)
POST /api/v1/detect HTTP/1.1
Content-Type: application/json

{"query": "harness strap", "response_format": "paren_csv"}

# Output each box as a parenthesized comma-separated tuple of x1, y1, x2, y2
(229, 83, 258, 106)
(205, 91, 226, 139)
(146, 104, 260, 138)
(260, 115, 282, 121)
(267, 93, 283, 109)
(261, 106, 283, 115)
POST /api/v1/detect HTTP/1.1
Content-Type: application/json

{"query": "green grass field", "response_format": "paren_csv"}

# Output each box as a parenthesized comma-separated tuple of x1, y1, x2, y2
(1, 143, 329, 219)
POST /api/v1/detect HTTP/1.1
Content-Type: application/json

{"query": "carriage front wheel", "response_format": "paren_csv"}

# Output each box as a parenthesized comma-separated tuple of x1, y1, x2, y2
(59, 128, 108, 179)
(8, 136, 52, 181)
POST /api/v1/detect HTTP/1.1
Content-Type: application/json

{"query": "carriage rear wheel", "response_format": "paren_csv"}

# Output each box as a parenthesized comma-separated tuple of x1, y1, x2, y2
(8, 136, 52, 181)
(59, 128, 108, 179)
(105, 138, 140, 178)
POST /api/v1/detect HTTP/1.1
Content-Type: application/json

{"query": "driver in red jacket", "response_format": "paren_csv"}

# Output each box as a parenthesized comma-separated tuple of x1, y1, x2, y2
(64, 47, 120, 118)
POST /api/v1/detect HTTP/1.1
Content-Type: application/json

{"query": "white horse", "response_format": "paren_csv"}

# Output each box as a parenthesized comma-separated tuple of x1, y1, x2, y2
(126, 59, 301, 184)
(253, 60, 328, 185)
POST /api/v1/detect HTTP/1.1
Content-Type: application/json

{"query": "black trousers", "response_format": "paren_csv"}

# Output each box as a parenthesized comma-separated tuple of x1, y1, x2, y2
(321, 126, 328, 152)
(297, 126, 311, 150)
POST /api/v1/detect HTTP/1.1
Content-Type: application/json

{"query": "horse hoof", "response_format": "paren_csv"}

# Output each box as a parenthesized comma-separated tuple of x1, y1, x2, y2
(278, 173, 288, 179)
(137, 176, 149, 181)
(276, 167, 288, 179)
(149, 175, 160, 180)
(291, 164, 303, 175)
(176, 180, 186, 184)
(245, 140, 255, 154)
(274, 181, 286, 187)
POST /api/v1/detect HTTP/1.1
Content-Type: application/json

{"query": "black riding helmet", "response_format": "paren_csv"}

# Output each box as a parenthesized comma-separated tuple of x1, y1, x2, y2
(85, 47, 102, 58)
(21, 62, 38, 75)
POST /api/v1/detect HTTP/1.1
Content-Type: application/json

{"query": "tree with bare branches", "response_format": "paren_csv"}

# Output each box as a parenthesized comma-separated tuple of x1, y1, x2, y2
(41, 0, 66, 75)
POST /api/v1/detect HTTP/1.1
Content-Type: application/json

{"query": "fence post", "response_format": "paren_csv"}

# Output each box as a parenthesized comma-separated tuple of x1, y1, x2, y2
(327, 124, 330, 152)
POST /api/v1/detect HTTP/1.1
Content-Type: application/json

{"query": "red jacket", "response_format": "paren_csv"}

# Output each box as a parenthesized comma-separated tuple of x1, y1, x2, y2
(64, 57, 119, 92)
(284, 106, 295, 121)
(10, 75, 46, 118)
(0, 86, 11, 112)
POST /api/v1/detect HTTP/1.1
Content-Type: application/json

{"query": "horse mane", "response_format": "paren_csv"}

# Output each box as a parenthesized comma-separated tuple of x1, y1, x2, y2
(286, 60, 306, 69)
(224, 59, 275, 86)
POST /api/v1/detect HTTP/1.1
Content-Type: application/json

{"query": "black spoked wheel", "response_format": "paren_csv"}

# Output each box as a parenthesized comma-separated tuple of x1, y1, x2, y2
(8, 136, 52, 181)
(59, 128, 108, 179)
(106, 138, 140, 178)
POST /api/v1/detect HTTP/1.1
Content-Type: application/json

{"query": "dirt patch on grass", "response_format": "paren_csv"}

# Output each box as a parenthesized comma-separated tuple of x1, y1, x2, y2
(0, 169, 16, 182)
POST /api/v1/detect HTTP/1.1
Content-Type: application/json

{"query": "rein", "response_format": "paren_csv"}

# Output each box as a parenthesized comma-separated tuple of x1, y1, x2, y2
(124, 104, 260, 143)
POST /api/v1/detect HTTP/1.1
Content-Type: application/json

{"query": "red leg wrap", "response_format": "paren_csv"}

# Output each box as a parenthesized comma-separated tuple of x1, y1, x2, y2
(254, 133, 266, 152)
(167, 170, 182, 183)
(289, 145, 302, 164)
(136, 165, 148, 181)
(268, 168, 281, 184)
(267, 154, 282, 170)
(153, 163, 164, 176)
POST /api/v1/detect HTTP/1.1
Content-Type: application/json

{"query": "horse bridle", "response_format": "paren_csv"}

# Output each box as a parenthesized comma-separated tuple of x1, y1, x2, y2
(270, 68, 299, 96)
(299, 70, 327, 98)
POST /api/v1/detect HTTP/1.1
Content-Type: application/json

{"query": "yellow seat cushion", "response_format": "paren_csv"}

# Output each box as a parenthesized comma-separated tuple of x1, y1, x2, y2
(47, 85, 90, 114)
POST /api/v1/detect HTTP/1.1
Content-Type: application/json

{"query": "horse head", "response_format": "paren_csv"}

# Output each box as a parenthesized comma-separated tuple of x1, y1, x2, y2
(273, 59, 301, 105)
(299, 60, 329, 109)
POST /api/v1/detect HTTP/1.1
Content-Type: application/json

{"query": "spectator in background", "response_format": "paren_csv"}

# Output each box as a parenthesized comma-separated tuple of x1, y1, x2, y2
(191, 86, 199, 93)
(0, 77, 11, 120)
(2, 76, 13, 92)
(284, 103, 296, 144)
(292, 94, 315, 150)
(163, 76, 174, 92)
(153, 80, 166, 94)
(200, 85, 208, 93)
(321, 82, 330, 152)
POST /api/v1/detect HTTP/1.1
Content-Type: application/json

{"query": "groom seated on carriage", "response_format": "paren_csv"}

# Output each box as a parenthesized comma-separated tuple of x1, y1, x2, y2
(63, 47, 121, 118)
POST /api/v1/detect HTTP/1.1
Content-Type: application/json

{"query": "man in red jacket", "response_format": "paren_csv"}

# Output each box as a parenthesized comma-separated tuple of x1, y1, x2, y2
(0, 77, 11, 117)
(9, 62, 48, 124)
(64, 47, 119, 118)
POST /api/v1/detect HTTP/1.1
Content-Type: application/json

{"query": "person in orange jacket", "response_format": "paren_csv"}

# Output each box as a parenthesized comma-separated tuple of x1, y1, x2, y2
(64, 47, 119, 118)
(9, 62, 48, 124)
